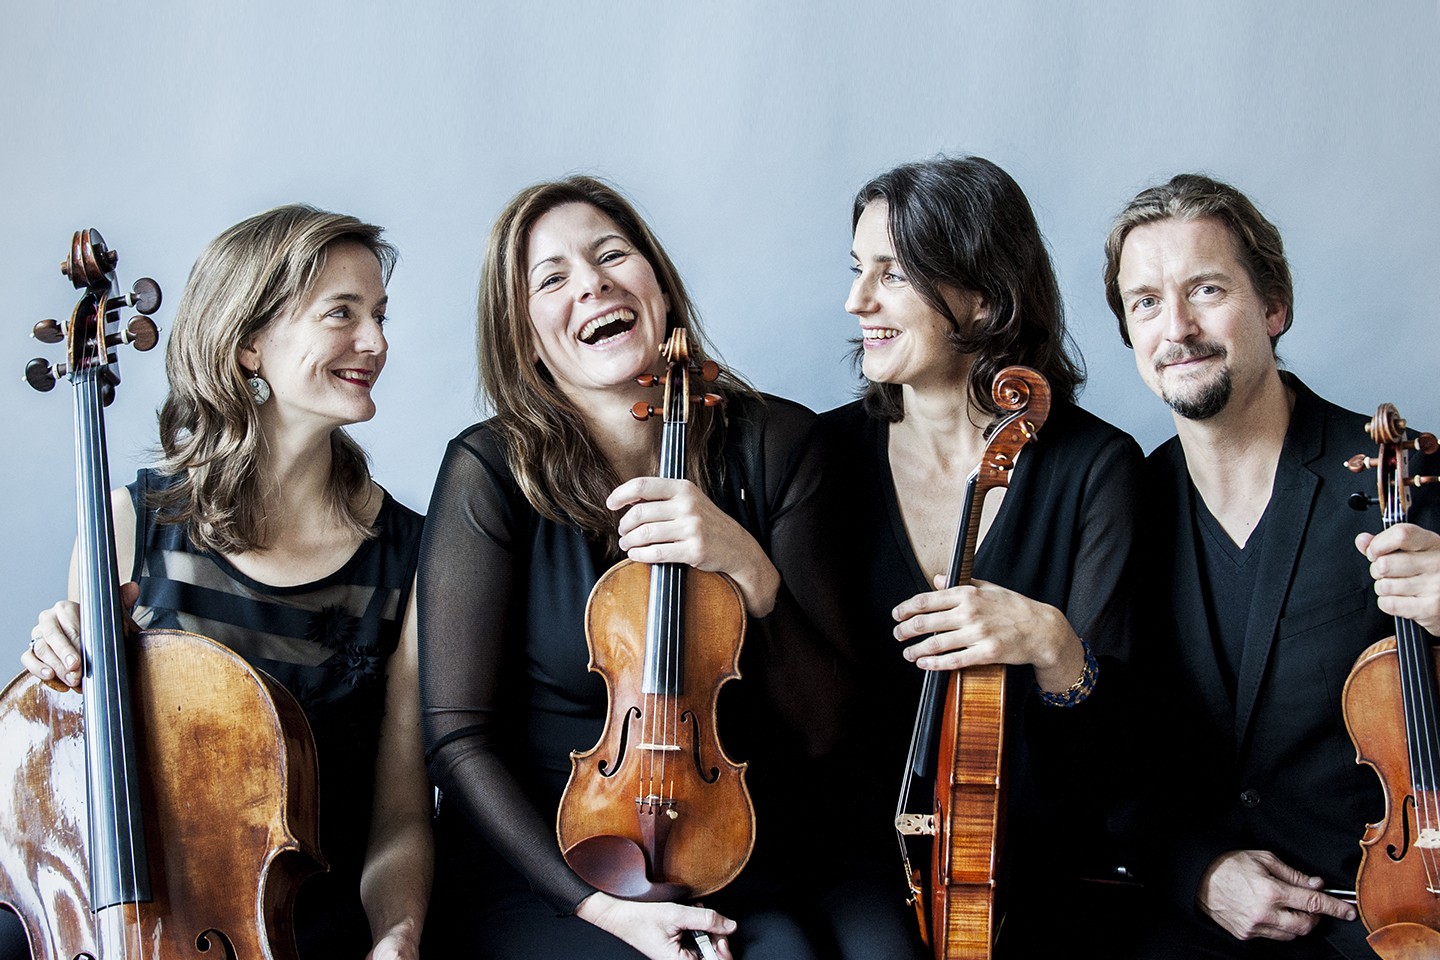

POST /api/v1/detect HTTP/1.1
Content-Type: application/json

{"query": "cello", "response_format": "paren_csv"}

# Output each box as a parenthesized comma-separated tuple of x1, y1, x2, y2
(894, 366, 1051, 960)
(556, 328, 755, 910)
(0, 229, 323, 959)
(1342, 401, 1440, 959)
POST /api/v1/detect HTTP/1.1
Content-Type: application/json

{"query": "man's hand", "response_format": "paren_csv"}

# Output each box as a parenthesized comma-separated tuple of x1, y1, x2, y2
(1198, 849, 1356, 941)
(1358, 524, 1440, 637)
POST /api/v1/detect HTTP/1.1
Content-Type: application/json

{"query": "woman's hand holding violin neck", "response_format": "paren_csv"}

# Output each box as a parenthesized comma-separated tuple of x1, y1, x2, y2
(893, 575, 1084, 690)
(608, 476, 779, 618)
(22, 583, 141, 689)
(576, 891, 735, 960)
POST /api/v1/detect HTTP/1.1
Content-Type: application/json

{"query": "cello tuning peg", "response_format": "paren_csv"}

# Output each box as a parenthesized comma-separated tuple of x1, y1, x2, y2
(127, 277, 162, 316)
(106, 317, 159, 352)
(32, 319, 63, 344)
(635, 375, 660, 388)
(24, 358, 58, 392)
(631, 401, 657, 422)
(1348, 492, 1380, 512)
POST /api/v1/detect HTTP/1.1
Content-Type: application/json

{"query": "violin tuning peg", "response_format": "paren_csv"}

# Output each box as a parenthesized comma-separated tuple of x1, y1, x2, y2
(1348, 492, 1379, 512)
(691, 360, 719, 383)
(1415, 433, 1438, 456)
(700, 393, 723, 407)
(32, 319, 63, 344)
(635, 375, 659, 388)
(24, 358, 57, 392)
(631, 401, 656, 422)
(128, 277, 162, 316)
(1345, 454, 1374, 473)
(1413, 476, 1440, 488)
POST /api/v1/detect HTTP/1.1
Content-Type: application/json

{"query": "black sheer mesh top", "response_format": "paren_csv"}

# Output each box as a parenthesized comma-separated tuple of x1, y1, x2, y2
(418, 393, 845, 912)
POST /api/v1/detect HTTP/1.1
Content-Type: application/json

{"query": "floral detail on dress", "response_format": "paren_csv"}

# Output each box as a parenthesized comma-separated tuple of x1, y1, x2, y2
(332, 642, 379, 689)
(307, 604, 360, 650)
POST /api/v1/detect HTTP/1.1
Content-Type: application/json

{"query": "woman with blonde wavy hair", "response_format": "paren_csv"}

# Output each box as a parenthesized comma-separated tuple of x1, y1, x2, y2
(23, 204, 433, 960)
(419, 176, 843, 959)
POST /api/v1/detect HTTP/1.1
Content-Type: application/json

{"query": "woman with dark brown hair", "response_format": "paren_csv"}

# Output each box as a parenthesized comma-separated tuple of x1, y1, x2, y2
(418, 176, 840, 959)
(813, 156, 1143, 957)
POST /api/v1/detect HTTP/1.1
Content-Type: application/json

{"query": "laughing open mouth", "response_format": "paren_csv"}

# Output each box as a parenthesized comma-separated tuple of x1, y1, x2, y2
(579, 308, 637, 345)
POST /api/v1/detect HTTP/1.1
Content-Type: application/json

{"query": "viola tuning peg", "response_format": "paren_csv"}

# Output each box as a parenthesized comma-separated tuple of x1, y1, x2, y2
(635, 375, 659, 388)
(32, 319, 63, 344)
(631, 401, 656, 421)
(24, 358, 57, 392)
(128, 277, 161, 316)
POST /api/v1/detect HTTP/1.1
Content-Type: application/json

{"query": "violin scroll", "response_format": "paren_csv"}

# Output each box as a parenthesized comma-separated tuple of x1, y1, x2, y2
(1344, 404, 1440, 517)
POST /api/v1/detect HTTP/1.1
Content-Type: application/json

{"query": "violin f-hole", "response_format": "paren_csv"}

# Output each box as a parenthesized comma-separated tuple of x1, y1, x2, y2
(195, 927, 240, 959)
(598, 706, 642, 778)
(681, 710, 720, 784)
(1387, 794, 1416, 862)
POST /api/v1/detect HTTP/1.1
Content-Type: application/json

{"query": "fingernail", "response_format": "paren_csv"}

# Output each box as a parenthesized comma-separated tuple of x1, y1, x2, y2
(39, 668, 51, 679)
(66, 656, 78, 668)
(1346, 910, 1357, 921)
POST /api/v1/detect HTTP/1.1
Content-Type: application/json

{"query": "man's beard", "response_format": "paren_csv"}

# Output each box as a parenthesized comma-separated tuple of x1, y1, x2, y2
(1155, 342, 1231, 421)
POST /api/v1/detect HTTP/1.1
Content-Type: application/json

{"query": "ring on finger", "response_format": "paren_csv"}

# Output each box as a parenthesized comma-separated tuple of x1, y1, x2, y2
(28, 634, 41, 654)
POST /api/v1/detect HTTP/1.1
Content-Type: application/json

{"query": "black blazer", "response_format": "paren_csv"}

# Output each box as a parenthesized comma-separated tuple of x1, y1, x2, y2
(1136, 373, 1440, 914)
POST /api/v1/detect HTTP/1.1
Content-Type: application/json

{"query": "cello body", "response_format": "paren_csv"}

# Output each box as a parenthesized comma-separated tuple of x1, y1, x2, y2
(0, 631, 322, 960)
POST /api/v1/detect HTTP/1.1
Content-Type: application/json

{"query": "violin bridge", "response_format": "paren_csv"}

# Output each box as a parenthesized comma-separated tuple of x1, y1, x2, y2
(895, 813, 936, 836)
(638, 742, 681, 751)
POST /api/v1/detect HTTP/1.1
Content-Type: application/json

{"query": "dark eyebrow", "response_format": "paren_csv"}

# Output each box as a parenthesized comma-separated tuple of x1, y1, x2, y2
(527, 233, 631, 280)
(1187, 270, 1234, 287)
(850, 250, 897, 264)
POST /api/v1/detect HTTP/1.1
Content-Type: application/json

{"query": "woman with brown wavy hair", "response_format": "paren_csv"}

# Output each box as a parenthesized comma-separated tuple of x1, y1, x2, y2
(23, 204, 432, 960)
(418, 176, 840, 959)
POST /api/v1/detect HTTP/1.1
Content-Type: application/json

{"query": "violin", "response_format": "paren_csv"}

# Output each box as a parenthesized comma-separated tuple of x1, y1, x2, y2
(556, 328, 755, 906)
(1342, 402, 1440, 959)
(894, 366, 1051, 959)
(0, 230, 322, 958)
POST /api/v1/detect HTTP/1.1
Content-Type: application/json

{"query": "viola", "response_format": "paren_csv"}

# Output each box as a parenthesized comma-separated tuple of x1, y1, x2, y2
(1342, 402, 1440, 959)
(556, 328, 755, 905)
(894, 366, 1051, 959)
(0, 230, 323, 959)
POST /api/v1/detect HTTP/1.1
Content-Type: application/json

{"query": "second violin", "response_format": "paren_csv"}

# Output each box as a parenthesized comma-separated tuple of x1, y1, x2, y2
(557, 328, 755, 901)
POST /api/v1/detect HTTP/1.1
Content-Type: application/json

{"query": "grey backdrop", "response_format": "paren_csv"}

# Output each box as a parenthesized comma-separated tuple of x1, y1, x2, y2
(2, 1, 1436, 654)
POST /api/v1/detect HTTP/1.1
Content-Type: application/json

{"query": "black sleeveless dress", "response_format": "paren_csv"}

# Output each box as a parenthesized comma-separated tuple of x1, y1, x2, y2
(127, 468, 424, 960)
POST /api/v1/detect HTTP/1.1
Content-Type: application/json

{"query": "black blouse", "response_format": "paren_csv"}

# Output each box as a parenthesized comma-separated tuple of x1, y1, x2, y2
(418, 393, 845, 913)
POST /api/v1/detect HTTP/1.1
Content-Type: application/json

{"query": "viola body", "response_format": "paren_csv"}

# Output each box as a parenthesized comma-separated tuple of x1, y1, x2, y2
(0, 628, 323, 960)
(558, 558, 754, 898)
(930, 662, 1006, 958)
(1345, 636, 1440, 956)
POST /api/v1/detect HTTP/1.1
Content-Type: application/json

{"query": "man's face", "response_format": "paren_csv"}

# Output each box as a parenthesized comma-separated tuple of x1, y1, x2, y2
(1116, 216, 1287, 421)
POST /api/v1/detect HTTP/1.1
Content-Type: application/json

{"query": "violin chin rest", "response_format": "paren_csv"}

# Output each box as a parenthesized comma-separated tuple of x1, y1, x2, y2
(1367, 921, 1440, 959)
(564, 834, 691, 902)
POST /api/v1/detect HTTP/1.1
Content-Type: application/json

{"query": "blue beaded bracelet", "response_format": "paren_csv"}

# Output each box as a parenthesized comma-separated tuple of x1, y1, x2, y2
(1037, 637, 1098, 708)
